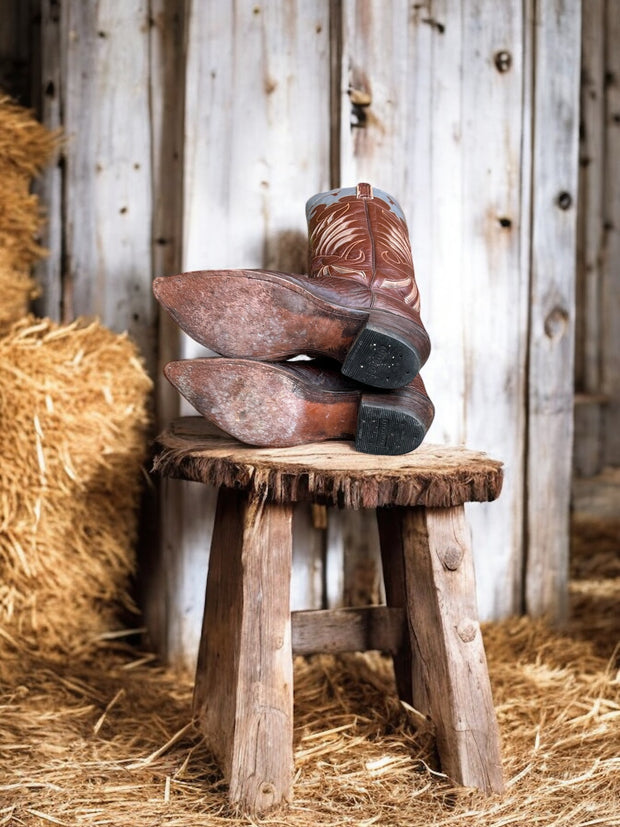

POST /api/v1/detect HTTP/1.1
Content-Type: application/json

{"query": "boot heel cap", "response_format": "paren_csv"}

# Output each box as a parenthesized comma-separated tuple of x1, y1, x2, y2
(342, 324, 422, 389)
(356, 401, 426, 455)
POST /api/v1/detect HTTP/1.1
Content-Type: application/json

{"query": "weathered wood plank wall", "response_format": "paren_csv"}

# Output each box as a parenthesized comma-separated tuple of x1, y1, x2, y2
(157, 0, 333, 663)
(8, 0, 589, 668)
(574, 0, 620, 475)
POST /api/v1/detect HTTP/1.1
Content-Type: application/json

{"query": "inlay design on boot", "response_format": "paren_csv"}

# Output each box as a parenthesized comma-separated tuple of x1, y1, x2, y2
(307, 184, 420, 310)
(306, 184, 428, 386)
(153, 183, 431, 390)
(164, 357, 434, 456)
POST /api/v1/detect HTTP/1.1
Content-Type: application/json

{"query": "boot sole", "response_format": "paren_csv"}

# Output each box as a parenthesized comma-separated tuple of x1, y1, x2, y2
(164, 358, 430, 454)
(164, 358, 359, 448)
(356, 396, 427, 455)
(341, 308, 428, 389)
(154, 270, 429, 389)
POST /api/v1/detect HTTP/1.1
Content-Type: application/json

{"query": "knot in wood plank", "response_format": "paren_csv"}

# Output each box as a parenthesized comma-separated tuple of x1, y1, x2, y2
(456, 619, 479, 643)
(440, 545, 464, 570)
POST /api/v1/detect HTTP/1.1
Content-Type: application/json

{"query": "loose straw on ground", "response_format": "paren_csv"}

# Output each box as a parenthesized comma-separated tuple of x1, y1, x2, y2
(0, 574, 617, 827)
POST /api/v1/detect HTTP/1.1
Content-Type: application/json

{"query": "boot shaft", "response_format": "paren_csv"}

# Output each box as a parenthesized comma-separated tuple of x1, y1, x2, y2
(306, 183, 421, 313)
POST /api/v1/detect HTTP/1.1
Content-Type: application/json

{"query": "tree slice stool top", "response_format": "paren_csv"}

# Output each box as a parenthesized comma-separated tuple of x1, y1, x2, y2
(153, 416, 503, 509)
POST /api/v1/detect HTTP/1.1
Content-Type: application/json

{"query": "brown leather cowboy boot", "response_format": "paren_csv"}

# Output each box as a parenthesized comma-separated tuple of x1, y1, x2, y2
(163, 358, 434, 455)
(153, 184, 430, 390)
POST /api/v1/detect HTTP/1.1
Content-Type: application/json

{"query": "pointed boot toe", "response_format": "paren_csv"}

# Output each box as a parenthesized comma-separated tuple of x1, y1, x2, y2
(163, 358, 360, 448)
(165, 358, 434, 455)
(155, 269, 369, 361)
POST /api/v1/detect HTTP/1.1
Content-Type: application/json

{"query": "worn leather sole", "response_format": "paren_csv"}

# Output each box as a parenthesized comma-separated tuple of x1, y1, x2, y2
(164, 358, 433, 455)
(153, 270, 429, 389)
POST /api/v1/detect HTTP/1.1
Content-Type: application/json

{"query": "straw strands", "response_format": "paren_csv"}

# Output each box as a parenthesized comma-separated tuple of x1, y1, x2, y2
(0, 96, 59, 330)
(0, 576, 617, 826)
(0, 315, 152, 653)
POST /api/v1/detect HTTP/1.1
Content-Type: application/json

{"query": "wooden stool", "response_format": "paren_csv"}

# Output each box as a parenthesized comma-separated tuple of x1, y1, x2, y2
(154, 416, 505, 814)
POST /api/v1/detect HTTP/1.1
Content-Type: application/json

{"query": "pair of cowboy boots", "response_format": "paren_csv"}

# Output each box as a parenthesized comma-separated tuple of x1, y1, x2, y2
(154, 183, 434, 455)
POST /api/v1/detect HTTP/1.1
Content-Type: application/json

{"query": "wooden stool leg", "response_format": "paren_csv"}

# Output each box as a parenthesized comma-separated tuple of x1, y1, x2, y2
(377, 508, 415, 706)
(381, 505, 504, 794)
(193, 487, 294, 814)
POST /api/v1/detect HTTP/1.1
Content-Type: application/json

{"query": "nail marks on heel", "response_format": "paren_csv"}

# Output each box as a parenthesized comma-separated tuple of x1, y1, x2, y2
(341, 323, 423, 389)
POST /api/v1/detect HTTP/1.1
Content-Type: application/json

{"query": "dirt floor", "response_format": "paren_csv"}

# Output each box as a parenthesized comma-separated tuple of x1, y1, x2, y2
(0, 474, 618, 827)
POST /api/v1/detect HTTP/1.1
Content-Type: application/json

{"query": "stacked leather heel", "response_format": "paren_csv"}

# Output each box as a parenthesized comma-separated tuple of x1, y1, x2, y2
(154, 183, 434, 455)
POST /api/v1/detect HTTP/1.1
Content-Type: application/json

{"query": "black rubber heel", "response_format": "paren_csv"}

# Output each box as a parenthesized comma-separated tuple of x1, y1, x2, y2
(341, 308, 429, 389)
(342, 324, 422, 389)
(355, 398, 426, 455)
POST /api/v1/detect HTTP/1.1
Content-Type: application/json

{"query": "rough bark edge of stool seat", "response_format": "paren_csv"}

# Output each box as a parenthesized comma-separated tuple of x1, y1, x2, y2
(153, 418, 504, 509)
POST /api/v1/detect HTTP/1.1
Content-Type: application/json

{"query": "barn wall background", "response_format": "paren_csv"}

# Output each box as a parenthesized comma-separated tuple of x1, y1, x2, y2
(2, 0, 612, 670)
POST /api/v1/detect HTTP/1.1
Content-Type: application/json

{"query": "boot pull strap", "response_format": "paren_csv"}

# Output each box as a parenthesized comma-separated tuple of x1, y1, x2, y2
(356, 183, 373, 199)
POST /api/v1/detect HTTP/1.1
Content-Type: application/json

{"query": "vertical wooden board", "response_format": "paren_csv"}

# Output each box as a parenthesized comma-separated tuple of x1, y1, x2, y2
(183, 0, 331, 279)
(573, 0, 605, 476)
(601, 0, 620, 466)
(159, 0, 332, 668)
(61, 0, 156, 370)
(526, 0, 581, 619)
(290, 505, 324, 611)
(337, 1, 446, 615)
(325, 508, 383, 609)
(339, 0, 464, 445)
(339, 0, 528, 618)
(150, 0, 186, 427)
(459, 0, 528, 618)
(160, 477, 216, 668)
(32, 0, 63, 321)
(131, 0, 189, 660)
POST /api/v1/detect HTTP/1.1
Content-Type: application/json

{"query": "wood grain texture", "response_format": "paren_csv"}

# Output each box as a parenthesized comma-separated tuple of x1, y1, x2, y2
(601, 1, 620, 465)
(193, 487, 294, 814)
(61, 0, 156, 369)
(162, 0, 332, 667)
(401, 505, 504, 793)
(376, 507, 415, 705)
(574, 0, 605, 476)
(291, 606, 404, 655)
(32, 0, 63, 321)
(526, 0, 581, 619)
(338, 0, 529, 620)
(153, 417, 504, 509)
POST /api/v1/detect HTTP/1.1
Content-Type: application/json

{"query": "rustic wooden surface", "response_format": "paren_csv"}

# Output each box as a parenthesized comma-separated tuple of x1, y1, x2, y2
(574, 0, 605, 477)
(526, 1, 581, 620)
(291, 606, 404, 656)
(393, 505, 505, 794)
(338, 0, 529, 622)
(188, 428, 504, 802)
(601, 4, 620, 468)
(193, 487, 294, 815)
(153, 417, 504, 509)
(159, 0, 332, 667)
(21, 0, 587, 666)
(377, 507, 415, 705)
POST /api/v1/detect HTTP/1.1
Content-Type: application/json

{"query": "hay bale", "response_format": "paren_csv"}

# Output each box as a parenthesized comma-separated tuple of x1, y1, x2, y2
(0, 315, 152, 653)
(0, 95, 59, 329)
